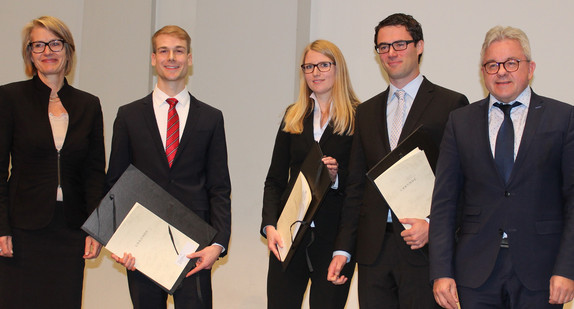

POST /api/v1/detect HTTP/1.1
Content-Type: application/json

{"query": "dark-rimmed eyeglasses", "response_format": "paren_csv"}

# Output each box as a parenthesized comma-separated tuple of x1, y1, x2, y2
(29, 39, 66, 54)
(375, 40, 415, 54)
(483, 59, 529, 75)
(301, 62, 335, 74)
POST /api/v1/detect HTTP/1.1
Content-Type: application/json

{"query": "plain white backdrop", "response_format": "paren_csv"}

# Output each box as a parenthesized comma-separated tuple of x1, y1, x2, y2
(1, 1, 574, 308)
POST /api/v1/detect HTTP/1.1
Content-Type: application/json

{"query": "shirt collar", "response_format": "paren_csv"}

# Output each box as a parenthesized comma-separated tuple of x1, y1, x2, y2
(488, 86, 531, 109)
(388, 73, 423, 102)
(310, 93, 333, 115)
(153, 85, 190, 107)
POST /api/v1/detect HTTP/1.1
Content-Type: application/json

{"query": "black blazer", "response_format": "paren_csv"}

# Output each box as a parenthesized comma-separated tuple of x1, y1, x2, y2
(335, 77, 469, 265)
(430, 92, 574, 290)
(261, 110, 353, 242)
(0, 76, 105, 236)
(105, 92, 231, 253)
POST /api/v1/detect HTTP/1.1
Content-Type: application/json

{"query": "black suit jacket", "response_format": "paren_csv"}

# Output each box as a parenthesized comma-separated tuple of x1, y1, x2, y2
(261, 111, 353, 242)
(0, 76, 105, 236)
(105, 92, 231, 252)
(335, 77, 469, 265)
(429, 91, 574, 290)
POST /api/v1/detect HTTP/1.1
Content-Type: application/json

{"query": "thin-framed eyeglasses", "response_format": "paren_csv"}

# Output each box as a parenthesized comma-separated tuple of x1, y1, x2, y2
(29, 39, 66, 54)
(375, 40, 416, 54)
(483, 59, 529, 75)
(301, 61, 336, 74)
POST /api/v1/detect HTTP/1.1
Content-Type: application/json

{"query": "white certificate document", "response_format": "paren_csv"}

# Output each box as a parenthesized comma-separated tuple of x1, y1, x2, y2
(106, 202, 199, 290)
(374, 148, 434, 229)
(276, 172, 312, 261)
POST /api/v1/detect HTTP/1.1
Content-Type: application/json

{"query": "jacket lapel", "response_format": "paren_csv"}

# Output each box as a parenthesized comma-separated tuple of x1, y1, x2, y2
(475, 98, 500, 176)
(142, 93, 170, 167)
(510, 91, 544, 183)
(377, 88, 392, 153)
(175, 93, 200, 162)
(302, 111, 315, 147)
(400, 77, 433, 142)
(319, 124, 334, 149)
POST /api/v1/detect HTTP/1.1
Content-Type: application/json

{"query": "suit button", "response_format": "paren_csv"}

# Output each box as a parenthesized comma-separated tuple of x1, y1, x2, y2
(504, 191, 511, 197)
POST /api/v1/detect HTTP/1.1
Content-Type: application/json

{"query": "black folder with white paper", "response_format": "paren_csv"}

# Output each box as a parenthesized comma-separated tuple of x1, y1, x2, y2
(366, 125, 439, 229)
(82, 165, 217, 294)
(276, 142, 332, 271)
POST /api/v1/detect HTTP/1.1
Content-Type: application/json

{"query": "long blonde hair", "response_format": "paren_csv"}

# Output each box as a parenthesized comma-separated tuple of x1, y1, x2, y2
(283, 40, 359, 135)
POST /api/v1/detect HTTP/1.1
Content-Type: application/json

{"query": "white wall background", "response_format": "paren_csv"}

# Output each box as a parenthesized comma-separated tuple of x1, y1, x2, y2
(1, 1, 574, 308)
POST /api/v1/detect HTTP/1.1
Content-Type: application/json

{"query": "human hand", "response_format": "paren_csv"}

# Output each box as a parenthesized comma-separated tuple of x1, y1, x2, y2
(549, 275, 574, 304)
(433, 277, 459, 309)
(399, 218, 429, 250)
(0, 235, 13, 258)
(83, 236, 102, 259)
(185, 245, 223, 277)
(111, 252, 137, 271)
(265, 226, 284, 261)
(322, 156, 338, 183)
(327, 255, 348, 285)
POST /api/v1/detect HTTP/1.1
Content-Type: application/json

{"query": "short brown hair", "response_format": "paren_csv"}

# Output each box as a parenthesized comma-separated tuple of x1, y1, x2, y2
(152, 25, 191, 53)
(22, 16, 76, 77)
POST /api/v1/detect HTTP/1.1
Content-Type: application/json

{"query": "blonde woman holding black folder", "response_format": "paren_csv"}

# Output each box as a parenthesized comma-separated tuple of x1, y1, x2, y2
(261, 39, 359, 309)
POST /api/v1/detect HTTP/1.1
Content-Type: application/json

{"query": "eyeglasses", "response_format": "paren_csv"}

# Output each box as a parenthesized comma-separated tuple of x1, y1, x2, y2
(483, 59, 528, 75)
(301, 61, 335, 74)
(29, 39, 66, 54)
(375, 40, 416, 54)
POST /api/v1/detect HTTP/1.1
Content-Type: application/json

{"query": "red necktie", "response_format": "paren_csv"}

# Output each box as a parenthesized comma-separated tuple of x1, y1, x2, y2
(166, 98, 179, 167)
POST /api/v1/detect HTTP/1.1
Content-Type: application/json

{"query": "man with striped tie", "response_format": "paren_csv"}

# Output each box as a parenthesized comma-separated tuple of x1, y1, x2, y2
(105, 25, 231, 309)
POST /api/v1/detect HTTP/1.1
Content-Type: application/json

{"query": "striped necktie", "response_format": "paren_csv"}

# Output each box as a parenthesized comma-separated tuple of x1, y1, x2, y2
(166, 98, 179, 167)
(389, 89, 406, 149)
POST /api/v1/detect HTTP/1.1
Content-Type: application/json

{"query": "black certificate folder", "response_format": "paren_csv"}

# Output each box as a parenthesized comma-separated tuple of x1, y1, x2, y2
(277, 142, 332, 271)
(366, 124, 439, 181)
(82, 164, 217, 294)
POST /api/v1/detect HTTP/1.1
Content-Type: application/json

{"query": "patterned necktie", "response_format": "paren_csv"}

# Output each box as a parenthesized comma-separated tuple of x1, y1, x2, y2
(390, 89, 406, 150)
(494, 102, 521, 183)
(166, 98, 179, 168)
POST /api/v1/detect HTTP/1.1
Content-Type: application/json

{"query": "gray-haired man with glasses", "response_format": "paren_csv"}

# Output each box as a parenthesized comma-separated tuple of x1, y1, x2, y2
(430, 25, 574, 309)
(327, 13, 468, 308)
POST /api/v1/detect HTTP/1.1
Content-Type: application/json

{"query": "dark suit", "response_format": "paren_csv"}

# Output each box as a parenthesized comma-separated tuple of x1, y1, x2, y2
(262, 110, 355, 308)
(106, 92, 231, 309)
(429, 91, 574, 306)
(0, 75, 105, 308)
(334, 77, 468, 308)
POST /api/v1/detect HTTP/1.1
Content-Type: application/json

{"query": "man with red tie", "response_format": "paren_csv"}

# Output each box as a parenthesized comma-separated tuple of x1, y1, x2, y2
(105, 25, 231, 309)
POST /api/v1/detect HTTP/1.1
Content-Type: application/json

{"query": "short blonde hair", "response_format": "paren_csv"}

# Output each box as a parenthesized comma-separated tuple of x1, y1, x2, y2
(22, 16, 75, 77)
(283, 40, 359, 135)
(481, 26, 532, 62)
(152, 25, 191, 53)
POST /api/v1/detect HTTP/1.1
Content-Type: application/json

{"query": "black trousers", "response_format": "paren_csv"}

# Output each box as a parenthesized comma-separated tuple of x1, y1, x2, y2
(458, 248, 563, 309)
(127, 267, 212, 309)
(0, 203, 86, 309)
(267, 228, 355, 309)
(357, 230, 439, 309)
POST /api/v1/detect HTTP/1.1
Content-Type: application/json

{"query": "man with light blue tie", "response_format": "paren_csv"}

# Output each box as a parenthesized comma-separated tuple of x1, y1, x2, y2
(327, 13, 468, 308)
(430, 26, 574, 309)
